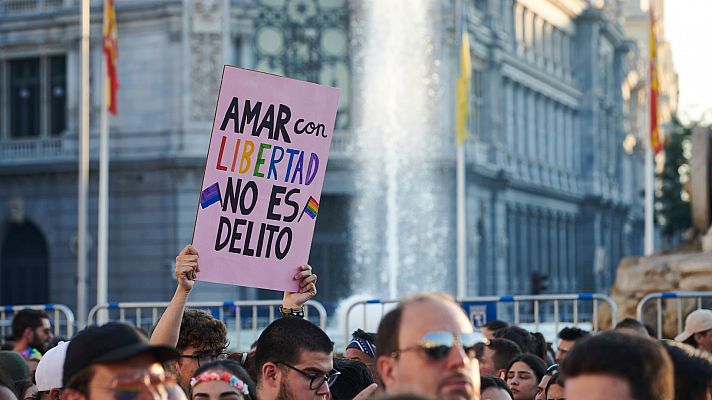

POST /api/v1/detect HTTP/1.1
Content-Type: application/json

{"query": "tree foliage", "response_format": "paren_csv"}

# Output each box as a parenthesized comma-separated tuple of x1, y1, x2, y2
(656, 116, 692, 240)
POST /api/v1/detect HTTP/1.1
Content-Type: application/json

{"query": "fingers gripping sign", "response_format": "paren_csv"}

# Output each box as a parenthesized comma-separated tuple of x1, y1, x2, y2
(176, 244, 200, 293)
(282, 264, 317, 309)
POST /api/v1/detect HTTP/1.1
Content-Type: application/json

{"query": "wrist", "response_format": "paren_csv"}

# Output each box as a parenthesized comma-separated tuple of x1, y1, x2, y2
(175, 286, 191, 299)
(281, 299, 302, 309)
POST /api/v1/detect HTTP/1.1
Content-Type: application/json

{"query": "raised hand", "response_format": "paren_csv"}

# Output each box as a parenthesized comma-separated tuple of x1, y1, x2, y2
(175, 244, 200, 293)
(282, 264, 318, 309)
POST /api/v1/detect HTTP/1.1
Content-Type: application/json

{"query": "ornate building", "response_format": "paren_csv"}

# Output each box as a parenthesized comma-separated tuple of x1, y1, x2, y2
(0, 0, 660, 311)
(464, 0, 642, 295)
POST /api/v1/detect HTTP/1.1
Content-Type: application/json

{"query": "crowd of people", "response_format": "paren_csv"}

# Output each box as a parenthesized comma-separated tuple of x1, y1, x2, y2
(1, 244, 712, 399)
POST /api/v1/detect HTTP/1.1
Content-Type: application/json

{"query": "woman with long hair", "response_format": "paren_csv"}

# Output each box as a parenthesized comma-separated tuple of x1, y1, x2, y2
(505, 354, 547, 400)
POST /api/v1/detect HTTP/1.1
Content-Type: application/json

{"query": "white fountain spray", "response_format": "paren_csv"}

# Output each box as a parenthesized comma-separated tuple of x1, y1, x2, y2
(349, 0, 455, 299)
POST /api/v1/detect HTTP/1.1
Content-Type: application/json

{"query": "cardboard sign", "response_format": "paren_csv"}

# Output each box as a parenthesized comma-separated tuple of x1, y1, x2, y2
(192, 66, 339, 292)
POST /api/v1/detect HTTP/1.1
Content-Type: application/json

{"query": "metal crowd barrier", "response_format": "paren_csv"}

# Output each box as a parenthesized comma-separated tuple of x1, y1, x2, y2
(0, 304, 75, 339)
(87, 300, 327, 350)
(636, 291, 712, 339)
(344, 294, 618, 342)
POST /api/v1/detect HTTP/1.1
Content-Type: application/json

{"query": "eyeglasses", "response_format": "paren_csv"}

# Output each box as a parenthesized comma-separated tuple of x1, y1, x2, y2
(392, 331, 484, 361)
(275, 362, 341, 390)
(181, 350, 229, 367)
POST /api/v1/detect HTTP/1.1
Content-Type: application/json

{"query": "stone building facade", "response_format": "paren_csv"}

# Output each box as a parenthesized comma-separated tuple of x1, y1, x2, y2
(0, 0, 668, 312)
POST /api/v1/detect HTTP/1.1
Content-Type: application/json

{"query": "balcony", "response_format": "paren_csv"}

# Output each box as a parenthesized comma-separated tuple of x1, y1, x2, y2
(0, 137, 72, 164)
(0, 0, 74, 15)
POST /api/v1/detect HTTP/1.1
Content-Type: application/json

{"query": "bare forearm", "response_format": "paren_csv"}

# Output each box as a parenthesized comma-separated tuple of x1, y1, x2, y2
(150, 287, 189, 348)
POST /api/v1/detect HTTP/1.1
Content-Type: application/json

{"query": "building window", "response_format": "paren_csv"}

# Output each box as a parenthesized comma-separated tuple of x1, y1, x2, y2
(254, 0, 350, 129)
(515, 4, 524, 50)
(49, 55, 66, 137)
(472, 69, 483, 139)
(2, 55, 66, 139)
(9, 58, 40, 138)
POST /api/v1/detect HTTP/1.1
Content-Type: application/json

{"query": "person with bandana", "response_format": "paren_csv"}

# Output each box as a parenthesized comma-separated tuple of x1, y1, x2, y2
(344, 329, 377, 379)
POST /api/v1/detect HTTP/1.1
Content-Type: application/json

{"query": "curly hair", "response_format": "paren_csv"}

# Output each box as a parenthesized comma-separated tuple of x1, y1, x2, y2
(177, 309, 228, 353)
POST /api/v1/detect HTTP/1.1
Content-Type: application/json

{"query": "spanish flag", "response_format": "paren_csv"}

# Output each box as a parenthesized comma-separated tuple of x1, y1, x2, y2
(103, 0, 119, 115)
(455, 30, 471, 145)
(649, 7, 662, 154)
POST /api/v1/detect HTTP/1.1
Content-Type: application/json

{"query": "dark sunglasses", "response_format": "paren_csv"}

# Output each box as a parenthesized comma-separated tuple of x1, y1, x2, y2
(393, 331, 484, 361)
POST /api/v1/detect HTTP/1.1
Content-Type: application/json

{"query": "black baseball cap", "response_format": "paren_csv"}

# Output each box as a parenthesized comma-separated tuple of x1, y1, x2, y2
(63, 322, 179, 386)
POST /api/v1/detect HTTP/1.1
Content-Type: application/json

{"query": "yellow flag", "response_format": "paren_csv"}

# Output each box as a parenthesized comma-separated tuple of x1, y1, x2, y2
(455, 32, 471, 145)
(649, 7, 662, 154)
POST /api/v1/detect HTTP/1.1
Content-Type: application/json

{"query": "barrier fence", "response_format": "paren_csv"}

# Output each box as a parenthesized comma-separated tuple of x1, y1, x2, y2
(0, 304, 75, 340)
(636, 291, 712, 339)
(87, 300, 327, 350)
(344, 294, 619, 343)
(0, 293, 626, 349)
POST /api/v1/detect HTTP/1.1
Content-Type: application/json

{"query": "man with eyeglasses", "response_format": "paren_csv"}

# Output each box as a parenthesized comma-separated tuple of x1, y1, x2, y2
(376, 292, 482, 400)
(61, 322, 181, 400)
(151, 244, 318, 392)
(254, 317, 337, 400)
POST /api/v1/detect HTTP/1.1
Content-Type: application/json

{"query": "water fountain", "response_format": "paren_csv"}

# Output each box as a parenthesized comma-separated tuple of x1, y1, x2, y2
(348, 0, 456, 300)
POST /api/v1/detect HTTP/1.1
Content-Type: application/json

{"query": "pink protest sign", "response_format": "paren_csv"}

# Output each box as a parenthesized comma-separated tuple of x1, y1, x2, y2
(192, 66, 340, 292)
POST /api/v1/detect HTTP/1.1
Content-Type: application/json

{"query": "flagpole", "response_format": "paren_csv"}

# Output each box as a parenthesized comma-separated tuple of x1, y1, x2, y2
(77, 0, 90, 329)
(97, 1, 110, 324)
(455, 0, 467, 299)
(457, 141, 466, 297)
(644, 145, 654, 255)
(644, 6, 655, 256)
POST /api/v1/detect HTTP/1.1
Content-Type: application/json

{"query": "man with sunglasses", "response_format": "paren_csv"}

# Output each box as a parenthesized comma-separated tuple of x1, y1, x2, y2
(61, 322, 181, 400)
(10, 309, 53, 355)
(376, 292, 482, 400)
(254, 317, 337, 400)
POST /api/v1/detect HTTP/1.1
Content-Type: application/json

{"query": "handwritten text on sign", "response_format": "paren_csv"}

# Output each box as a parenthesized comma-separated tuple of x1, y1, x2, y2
(192, 66, 340, 291)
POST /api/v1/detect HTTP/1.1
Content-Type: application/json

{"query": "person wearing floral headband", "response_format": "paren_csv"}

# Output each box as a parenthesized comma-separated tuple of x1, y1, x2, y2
(190, 360, 255, 400)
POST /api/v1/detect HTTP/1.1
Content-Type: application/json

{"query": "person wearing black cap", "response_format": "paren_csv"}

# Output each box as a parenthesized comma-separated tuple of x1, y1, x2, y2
(61, 322, 180, 400)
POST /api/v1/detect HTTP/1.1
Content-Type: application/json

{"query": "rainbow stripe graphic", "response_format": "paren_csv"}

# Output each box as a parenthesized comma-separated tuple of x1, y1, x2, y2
(299, 196, 319, 222)
(305, 197, 319, 219)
